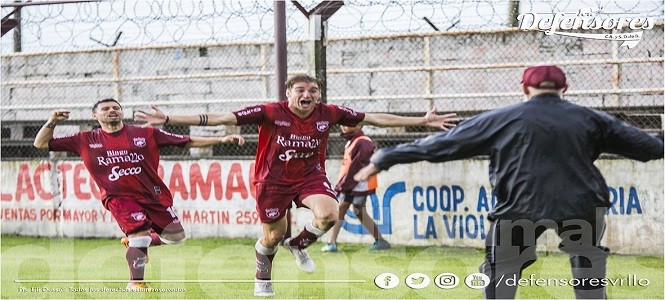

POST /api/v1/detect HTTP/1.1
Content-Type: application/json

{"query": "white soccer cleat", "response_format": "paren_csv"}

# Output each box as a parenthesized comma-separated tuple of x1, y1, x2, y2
(254, 280, 275, 297)
(283, 238, 316, 273)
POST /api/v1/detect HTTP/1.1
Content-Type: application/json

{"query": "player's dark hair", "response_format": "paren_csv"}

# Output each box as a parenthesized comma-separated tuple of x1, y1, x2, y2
(285, 74, 321, 89)
(92, 98, 122, 113)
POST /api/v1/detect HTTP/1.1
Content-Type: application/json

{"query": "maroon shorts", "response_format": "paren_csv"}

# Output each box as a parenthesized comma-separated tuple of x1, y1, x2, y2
(255, 173, 336, 223)
(106, 197, 183, 235)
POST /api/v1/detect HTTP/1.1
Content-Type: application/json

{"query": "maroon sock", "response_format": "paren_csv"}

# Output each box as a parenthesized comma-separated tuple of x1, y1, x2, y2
(126, 247, 148, 281)
(288, 228, 319, 249)
(150, 232, 163, 246)
(255, 250, 275, 280)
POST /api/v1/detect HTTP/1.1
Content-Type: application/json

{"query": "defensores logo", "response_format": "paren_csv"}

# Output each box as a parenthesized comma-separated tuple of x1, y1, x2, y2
(517, 7, 655, 49)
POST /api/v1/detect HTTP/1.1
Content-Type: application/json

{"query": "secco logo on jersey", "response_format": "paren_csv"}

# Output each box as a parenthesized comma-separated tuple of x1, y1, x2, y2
(108, 165, 142, 181)
(278, 149, 315, 161)
(89, 143, 103, 148)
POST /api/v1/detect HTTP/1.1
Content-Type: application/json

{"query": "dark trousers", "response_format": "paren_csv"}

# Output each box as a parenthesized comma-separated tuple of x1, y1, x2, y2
(480, 217, 608, 299)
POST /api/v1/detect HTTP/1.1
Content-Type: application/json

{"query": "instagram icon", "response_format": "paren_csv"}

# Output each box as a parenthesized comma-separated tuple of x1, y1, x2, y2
(434, 273, 460, 289)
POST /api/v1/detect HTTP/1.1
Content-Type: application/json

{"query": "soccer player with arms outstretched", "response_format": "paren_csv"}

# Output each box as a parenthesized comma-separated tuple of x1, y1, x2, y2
(34, 98, 245, 290)
(135, 74, 459, 296)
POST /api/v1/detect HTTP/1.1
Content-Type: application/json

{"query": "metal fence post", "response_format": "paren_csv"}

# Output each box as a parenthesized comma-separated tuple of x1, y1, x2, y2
(507, 0, 520, 27)
(307, 14, 326, 103)
(12, 0, 21, 52)
(274, 0, 287, 101)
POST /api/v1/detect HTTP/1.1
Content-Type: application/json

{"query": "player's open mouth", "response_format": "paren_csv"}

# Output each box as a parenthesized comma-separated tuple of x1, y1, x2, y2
(300, 99, 312, 107)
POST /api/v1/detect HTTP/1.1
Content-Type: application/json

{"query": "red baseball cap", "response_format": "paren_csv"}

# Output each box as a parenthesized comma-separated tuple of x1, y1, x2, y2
(521, 65, 567, 89)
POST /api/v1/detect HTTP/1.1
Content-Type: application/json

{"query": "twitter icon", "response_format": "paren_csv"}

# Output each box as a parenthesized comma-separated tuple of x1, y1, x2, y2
(405, 273, 431, 289)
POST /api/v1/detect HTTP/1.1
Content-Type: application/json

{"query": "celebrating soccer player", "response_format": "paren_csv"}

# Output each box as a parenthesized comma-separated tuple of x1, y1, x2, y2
(135, 74, 459, 297)
(34, 98, 245, 291)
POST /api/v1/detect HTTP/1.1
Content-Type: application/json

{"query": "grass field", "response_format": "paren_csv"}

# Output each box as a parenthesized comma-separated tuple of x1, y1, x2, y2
(1, 235, 663, 299)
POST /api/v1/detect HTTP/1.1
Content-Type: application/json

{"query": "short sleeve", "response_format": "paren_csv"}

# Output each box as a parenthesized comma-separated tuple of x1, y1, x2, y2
(234, 105, 267, 125)
(332, 104, 365, 126)
(49, 133, 82, 154)
(154, 128, 191, 147)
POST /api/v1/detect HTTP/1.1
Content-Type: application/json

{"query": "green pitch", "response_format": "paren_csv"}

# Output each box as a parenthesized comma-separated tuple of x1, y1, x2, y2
(1, 235, 662, 299)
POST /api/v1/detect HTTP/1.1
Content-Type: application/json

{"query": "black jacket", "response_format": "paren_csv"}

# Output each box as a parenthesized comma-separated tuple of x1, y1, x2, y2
(372, 94, 663, 222)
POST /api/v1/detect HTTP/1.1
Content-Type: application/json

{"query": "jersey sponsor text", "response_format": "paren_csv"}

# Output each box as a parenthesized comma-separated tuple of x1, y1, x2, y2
(97, 151, 145, 166)
(108, 165, 142, 181)
(237, 107, 262, 116)
(275, 135, 321, 149)
(278, 149, 315, 161)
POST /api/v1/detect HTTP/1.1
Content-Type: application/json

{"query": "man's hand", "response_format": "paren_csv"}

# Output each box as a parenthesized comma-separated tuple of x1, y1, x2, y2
(135, 105, 167, 125)
(49, 109, 71, 124)
(222, 134, 245, 146)
(424, 108, 459, 130)
(354, 163, 381, 182)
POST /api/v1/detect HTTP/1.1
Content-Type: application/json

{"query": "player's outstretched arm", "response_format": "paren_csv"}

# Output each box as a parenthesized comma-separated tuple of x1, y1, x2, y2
(135, 104, 238, 126)
(187, 134, 245, 148)
(362, 108, 459, 130)
(34, 109, 71, 149)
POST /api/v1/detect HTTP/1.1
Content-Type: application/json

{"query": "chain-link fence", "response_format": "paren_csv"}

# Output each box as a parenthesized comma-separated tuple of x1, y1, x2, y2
(1, 0, 664, 160)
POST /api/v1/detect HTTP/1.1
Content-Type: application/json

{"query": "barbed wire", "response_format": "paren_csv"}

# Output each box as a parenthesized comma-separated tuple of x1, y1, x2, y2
(1, 0, 663, 53)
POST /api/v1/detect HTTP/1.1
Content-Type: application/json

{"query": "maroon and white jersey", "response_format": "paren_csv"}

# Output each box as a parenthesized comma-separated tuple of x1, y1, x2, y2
(49, 125, 191, 206)
(234, 101, 365, 185)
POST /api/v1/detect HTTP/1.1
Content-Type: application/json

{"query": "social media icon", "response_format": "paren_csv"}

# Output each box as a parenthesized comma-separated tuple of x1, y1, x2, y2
(465, 273, 490, 289)
(405, 273, 430, 289)
(434, 273, 459, 289)
(374, 273, 399, 289)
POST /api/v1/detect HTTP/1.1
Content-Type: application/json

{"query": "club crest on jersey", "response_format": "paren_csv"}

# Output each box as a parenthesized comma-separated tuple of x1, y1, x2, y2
(265, 208, 280, 219)
(316, 121, 329, 132)
(133, 137, 146, 147)
(131, 212, 147, 221)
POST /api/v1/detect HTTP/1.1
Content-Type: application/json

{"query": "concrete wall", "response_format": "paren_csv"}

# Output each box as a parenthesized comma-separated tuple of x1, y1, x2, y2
(1, 158, 662, 255)
(2, 26, 663, 122)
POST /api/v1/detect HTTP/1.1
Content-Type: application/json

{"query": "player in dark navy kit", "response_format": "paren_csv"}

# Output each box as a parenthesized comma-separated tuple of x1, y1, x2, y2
(355, 65, 664, 299)
(33, 98, 245, 291)
(135, 74, 459, 297)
